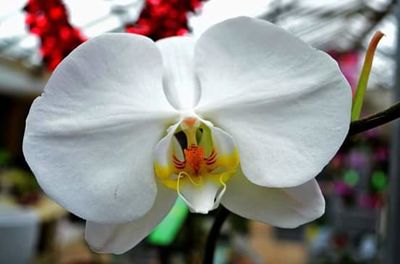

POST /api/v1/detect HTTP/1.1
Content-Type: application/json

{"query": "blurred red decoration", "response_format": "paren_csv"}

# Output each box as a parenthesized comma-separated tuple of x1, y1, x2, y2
(24, 0, 86, 71)
(24, 0, 206, 70)
(126, 0, 207, 40)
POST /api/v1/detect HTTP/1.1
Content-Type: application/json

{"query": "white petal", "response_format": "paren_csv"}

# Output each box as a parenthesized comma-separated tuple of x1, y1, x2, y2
(195, 17, 351, 187)
(157, 37, 200, 110)
(222, 172, 325, 228)
(23, 33, 178, 223)
(85, 184, 177, 254)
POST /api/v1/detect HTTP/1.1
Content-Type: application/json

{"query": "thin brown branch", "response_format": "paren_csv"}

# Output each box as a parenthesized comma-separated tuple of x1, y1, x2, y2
(349, 101, 400, 136)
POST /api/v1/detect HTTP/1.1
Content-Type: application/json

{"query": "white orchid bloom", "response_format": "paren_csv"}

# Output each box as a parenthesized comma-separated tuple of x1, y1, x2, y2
(23, 17, 351, 254)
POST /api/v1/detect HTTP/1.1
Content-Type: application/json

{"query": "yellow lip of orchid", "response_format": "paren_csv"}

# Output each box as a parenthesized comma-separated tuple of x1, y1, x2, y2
(154, 117, 240, 212)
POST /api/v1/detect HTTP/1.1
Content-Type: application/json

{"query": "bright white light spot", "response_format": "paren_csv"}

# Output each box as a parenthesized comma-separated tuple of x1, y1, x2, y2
(64, 0, 111, 28)
(19, 35, 39, 50)
(189, 0, 272, 37)
(0, 13, 29, 38)
(83, 16, 123, 37)
(0, 0, 26, 17)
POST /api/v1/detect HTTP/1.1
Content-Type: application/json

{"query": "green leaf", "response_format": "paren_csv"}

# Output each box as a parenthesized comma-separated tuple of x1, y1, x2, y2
(148, 198, 189, 246)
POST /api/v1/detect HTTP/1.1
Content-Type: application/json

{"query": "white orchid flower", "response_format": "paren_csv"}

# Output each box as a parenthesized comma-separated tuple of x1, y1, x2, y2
(23, 17, 351, 254)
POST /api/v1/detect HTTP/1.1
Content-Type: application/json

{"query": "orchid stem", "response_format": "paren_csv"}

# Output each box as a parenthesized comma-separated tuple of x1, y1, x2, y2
(203, 206, 230, 264)
(203, 101, 400, 264)
(349, 101, 400, 136)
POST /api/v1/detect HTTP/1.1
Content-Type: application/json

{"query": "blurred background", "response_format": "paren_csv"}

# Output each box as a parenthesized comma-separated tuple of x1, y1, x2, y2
(0, 0, 399, 263)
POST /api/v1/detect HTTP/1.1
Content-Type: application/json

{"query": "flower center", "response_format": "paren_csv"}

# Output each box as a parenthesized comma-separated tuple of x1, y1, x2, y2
(153, 117, 240, 212)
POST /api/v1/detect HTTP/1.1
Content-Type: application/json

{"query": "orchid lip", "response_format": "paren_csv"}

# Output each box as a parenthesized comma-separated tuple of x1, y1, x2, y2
(154, 117, 239, 213)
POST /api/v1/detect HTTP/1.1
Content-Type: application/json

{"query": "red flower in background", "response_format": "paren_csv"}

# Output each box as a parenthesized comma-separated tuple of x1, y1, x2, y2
(24, 0, 86, 71)
(24, 0, 207, 70)
(125, 0, 207, 40)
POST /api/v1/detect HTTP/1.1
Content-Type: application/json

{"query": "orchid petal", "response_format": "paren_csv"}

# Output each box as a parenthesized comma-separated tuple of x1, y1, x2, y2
(85, 184, 177, 254)
(195, 17, 351, 187)
(157, 37, 200, 110)
(23, 33, 177, 223)
(222, 172, 325, 228)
